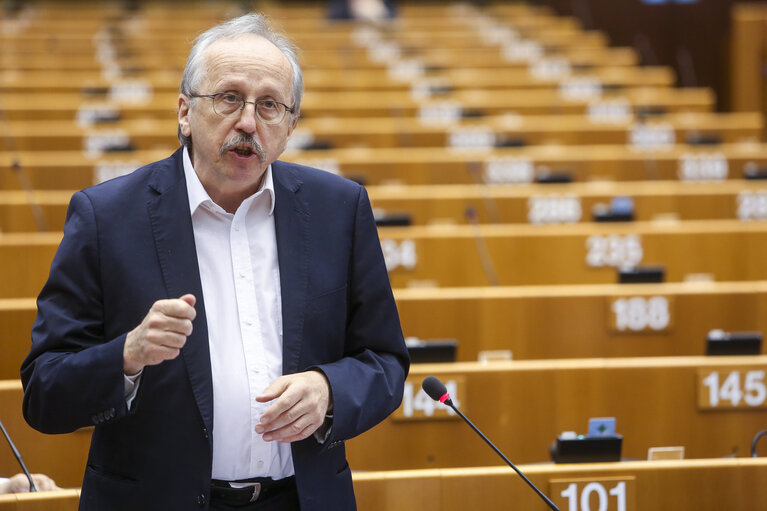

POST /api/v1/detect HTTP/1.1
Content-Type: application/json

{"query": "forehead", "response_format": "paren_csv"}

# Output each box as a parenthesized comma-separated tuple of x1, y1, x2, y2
(200, 34, 293, 96)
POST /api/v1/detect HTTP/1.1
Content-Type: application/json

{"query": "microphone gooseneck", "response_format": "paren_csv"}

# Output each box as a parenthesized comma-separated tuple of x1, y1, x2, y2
(421, 376, 559, 511)
(464, 206, 500, 286)
(752, 429, 767, 457)
(0, 418, 36, 492)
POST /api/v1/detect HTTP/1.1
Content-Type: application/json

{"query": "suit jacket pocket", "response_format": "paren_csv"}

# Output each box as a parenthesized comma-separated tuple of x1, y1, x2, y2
(308, 284, 347, 313)
(81, 464, 140, 511)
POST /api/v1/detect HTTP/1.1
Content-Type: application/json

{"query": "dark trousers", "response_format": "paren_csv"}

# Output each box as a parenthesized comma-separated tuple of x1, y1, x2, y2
(209, 481, 300, 511)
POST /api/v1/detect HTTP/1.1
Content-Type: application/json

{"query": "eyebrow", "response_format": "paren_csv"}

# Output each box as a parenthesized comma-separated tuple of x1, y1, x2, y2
(213, 81, 287, 101)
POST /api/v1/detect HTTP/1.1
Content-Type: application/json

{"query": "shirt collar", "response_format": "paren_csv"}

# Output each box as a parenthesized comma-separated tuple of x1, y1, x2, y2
(182, 146, 276, 216)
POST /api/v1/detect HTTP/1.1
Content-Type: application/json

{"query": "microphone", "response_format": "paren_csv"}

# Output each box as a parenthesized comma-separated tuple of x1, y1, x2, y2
(0, 418, 36, 492)
(421, 376, 558, 511)
(464, 207, 499, 286)
(466, 162, 502, 223)
(0, 97, 48, 232)
(752, 429, 767, 457)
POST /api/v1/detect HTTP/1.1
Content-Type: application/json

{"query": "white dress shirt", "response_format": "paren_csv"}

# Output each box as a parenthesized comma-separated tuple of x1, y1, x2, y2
(183, 147, 293, 481)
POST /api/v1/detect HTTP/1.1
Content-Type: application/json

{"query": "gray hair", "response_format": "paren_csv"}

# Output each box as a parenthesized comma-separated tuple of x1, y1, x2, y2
(177, 13, 303, 148)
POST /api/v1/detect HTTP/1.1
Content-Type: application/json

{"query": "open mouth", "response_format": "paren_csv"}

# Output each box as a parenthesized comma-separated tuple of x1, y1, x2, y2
(221, 136, 266, 161)
(232, 145, 254, 157)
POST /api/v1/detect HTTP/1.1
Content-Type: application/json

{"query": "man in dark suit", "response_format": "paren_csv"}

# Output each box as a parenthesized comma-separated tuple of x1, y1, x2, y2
(21, 13, 408, 511)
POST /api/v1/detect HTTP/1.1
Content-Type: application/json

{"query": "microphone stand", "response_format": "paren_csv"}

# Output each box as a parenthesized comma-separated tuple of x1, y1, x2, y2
(443, 398, 559, 511)
(0, 418, 36, 492)
(0, 95, 48, 232)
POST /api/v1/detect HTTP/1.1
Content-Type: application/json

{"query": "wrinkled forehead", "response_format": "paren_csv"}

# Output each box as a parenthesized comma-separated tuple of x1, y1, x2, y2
(199, 34, 294, 95)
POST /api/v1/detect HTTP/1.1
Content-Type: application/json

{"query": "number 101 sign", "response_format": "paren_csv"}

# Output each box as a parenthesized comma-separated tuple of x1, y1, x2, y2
(392, 377, 464, 421)
(550, 477, 635, 511)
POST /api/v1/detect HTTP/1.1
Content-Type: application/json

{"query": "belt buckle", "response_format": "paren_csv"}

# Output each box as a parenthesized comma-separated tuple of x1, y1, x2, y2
(249, 482, 262, 503)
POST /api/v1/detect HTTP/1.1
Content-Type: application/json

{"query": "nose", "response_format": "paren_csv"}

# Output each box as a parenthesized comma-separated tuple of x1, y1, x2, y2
(233, 101, 258, 133)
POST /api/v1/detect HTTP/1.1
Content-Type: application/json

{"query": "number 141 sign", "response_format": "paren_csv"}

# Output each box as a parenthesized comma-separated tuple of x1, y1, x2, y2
(392, 377, 464, 421)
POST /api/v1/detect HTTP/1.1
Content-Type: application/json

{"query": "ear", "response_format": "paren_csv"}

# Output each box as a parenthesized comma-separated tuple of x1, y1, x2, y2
(286, 114, 298, 137)
(178, 94, 192, 138)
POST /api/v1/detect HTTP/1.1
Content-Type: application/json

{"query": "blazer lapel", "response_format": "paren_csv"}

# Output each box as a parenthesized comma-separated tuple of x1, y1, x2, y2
(146, 150, 214, 439)
(273, 161, 310, 375)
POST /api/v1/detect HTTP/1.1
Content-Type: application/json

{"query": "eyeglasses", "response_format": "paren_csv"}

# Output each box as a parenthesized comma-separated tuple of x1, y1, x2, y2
(189, 92, 294, 125)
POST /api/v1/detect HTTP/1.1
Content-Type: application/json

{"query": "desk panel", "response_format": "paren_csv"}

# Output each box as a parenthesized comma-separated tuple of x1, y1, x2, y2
(346, 357, 767, 470)
(0, 381, 90, 489)
(368, 180, 767, 225)
(2, 144, 764, 193)
(353, 459, 767, 511)
(396, 281, 767, 360)
(380, 220, 767, 287)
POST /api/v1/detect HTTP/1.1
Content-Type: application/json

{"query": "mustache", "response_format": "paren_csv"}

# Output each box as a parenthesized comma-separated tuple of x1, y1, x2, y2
(219, 133, 266, 161)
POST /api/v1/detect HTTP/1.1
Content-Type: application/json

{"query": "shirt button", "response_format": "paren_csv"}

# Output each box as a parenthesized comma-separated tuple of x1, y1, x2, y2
(257, 460, 264, 469)
(234, 224, 240, 231)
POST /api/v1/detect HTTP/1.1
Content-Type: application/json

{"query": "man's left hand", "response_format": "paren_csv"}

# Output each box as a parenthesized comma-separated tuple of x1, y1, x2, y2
(255, 371, 332, 443)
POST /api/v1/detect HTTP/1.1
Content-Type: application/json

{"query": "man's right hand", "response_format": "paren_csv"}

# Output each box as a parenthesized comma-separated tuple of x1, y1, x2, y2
(123, 294, 196, 375)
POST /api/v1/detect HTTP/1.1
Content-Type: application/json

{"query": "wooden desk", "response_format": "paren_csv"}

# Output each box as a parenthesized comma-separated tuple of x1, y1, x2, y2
(0, 300, 35, 380)
(345, 357, 767, 469)
(7, 279, 763, 380)
(730, 4, 767, 118)
(1, 219, 765, 293)
(395, 281, 767, 360)
(353, 458, 767, 511)
(0, 43, 640, 74)
(291, 144, 767, 185)
(368, 180, 767, 225)
(379, 219, 767, 287)
(0, 490, 79, 511)
(0, 21, 607, 49)
(1, 111, 758, 152)
(0, 84, 714, 124)
(0, 381, 90, 489)
(0, 191, 73, 232)
(8, 179, 767, 232)
(1, 458, 765, 510)
(0, 19, 608, 56)
(3, 281, 767, 377)
(288, 112, 761, 150)
(1, 144, 765, 191)
(0, 59, 662, 99)
(0, 233, 60, 298)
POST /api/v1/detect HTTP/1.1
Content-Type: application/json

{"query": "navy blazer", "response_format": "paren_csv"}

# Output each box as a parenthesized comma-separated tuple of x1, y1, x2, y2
(21, 148, 409, 511)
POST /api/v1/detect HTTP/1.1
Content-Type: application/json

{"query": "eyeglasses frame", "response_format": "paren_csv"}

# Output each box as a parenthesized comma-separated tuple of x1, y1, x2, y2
(188, 92, 295, 125)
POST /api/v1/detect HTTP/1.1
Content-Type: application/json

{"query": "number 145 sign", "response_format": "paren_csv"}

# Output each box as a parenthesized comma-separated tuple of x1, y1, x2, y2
(697, 368, 767, 410)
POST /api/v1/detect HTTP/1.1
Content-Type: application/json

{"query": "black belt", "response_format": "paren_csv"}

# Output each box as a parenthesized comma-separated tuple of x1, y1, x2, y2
(210, 476, 296, 507)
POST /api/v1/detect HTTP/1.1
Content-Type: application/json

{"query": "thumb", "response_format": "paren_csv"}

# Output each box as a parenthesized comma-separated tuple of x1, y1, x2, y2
(256, 378, 289, 403)
(179, 294, 196, 307)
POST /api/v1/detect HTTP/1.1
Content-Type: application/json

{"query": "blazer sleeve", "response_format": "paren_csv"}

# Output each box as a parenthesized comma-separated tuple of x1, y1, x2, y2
(21, 191, 129, 434)
(313, 186, 409, 442)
